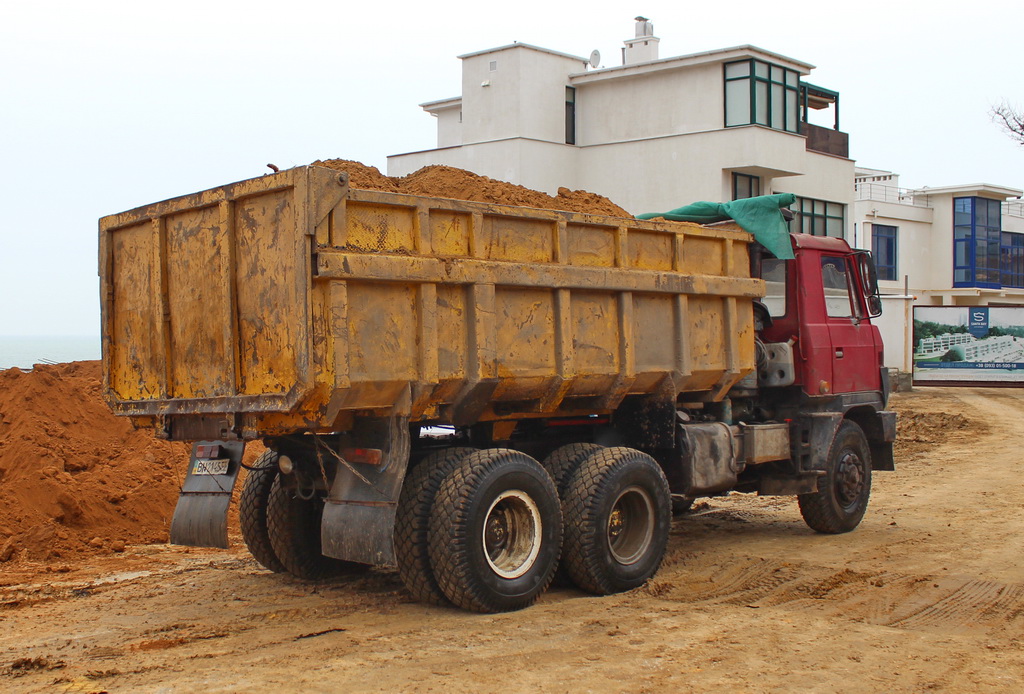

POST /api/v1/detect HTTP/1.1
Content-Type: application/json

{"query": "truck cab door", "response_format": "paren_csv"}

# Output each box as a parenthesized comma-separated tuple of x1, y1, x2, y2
(820, 254, 877, 394)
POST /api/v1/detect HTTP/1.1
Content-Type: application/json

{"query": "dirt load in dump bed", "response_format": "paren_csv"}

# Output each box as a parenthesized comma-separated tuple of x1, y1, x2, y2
(312, 159, 632, 217)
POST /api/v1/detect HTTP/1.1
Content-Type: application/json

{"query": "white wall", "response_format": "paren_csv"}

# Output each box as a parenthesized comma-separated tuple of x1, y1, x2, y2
(575, 63, 723, 144)
(460, 48, 521, 144)
(458, 47, 585, 146)
(570, 126, 854, 216)
(517, 49, 584, 144)
(434, 106, 462, 148)
(855, 202, 934, 282)
(876, 296, 916, 372)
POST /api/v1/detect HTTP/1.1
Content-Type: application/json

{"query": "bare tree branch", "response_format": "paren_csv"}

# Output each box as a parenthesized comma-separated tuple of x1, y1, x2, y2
(991, 101, 1024, 146)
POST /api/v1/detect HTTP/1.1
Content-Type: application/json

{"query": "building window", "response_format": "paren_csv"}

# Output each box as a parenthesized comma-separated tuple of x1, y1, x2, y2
(954, 197, 1002, 288)
(733, 173, 761, 200)
(724, 59, 800, 133)
(565, 86, 576, 145)
(788, 195, 844, 237)
(871, 224, 898, 281)
(1001, 231, 1024, 288)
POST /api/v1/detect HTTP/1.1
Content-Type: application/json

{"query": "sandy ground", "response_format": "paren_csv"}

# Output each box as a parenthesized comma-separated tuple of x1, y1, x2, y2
(1, 386, 1022, 693)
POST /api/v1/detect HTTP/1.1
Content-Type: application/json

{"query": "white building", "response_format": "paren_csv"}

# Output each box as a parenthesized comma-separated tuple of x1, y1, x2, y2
(389, 18, 853, 234)
(388, 18, 1024, 374)
(853, 168, 1024, 371)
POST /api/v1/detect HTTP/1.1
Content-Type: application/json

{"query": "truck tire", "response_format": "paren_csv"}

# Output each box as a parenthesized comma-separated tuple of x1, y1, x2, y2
(542, 443, 603, 499)
(239, 450, 287, 573)
(266, 476, 367, 580)
(541, 443, 603, 585)
(394, 447, 476, 606)
(561, 447, 671, 595)
(428, 449, 562, 613)
(799, 420, 872, 534)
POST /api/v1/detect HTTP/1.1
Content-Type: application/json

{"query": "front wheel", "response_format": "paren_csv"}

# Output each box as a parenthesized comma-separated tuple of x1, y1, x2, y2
(428, 449, 562, 613)
(798, 420, 872, 534)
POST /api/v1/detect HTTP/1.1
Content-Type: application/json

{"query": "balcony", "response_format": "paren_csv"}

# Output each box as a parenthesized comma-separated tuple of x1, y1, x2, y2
(798, 83, 848, 158)
(854, 183, 932, 208)
(802, 122, 848, 158)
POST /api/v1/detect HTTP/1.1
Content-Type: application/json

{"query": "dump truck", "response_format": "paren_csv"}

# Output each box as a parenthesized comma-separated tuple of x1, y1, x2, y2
(99, 165, 895, 612)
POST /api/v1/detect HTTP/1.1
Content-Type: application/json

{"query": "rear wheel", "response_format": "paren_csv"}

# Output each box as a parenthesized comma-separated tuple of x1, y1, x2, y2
(542, 443, 603, 498)
(267, 476, 368, 580)
(798, 420, 872, 534)
(239, 450, 286, 573)
(394, 447, 476, 606)
(561, 447, 671, 595)
(428, 449, 562, 613)
(542, 443, 604, 584)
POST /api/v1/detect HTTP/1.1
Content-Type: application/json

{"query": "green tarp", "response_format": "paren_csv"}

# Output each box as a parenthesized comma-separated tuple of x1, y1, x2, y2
(636, 193, 796, 260)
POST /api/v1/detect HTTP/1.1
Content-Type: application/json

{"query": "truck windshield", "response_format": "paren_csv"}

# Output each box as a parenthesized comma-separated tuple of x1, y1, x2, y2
(761, 258, 787, 317)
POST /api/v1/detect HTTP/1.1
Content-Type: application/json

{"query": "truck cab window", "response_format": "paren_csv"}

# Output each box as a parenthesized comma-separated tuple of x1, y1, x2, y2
(821, 256, 854, 318)
(760, 258, 787, 317)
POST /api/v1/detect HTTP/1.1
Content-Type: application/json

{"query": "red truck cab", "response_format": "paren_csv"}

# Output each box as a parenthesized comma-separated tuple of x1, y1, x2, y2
(760, 234, 887, 401)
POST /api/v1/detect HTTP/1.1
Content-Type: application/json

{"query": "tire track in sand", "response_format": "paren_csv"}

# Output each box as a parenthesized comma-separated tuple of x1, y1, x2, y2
(649, 554, 1024, 637)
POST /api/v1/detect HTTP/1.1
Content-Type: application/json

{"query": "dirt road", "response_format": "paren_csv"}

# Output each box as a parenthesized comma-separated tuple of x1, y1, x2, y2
(2, 387, 1022, 693)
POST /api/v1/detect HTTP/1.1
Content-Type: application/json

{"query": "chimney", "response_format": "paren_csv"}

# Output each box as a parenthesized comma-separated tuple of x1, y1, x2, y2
(622, 16, 660, 65)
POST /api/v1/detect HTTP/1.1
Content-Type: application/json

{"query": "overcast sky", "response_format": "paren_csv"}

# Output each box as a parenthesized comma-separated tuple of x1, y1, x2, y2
(1, 0, 1020, 338)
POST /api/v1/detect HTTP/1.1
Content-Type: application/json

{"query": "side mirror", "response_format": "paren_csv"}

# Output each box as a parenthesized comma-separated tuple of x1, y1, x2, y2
(857, 252, 883, 317)
(868, 294, 883, 317)
(858, 253, 879, 295)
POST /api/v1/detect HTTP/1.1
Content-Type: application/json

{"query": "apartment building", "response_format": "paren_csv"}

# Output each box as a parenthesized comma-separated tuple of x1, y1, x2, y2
(388, 18, 853, 231)
(853, 168, 1024, 370)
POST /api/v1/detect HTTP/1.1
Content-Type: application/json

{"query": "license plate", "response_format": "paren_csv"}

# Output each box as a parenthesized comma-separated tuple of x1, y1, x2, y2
(193, 458, 230, 476)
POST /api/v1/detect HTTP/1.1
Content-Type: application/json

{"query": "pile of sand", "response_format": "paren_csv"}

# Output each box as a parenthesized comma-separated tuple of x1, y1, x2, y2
(312, 160, 631, 217)
(893, 409, 976, 459)
(0, 362, 190, 565)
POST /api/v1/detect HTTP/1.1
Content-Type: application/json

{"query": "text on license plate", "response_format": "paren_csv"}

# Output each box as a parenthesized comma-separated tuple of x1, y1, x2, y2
(193, 458, 230, 476)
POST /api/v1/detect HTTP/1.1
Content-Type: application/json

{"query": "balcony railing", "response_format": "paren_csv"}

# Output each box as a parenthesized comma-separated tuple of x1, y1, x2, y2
(1004, 201, 1024, 218)
(854, 183, 932, 207)
(801, 122, 849, 158)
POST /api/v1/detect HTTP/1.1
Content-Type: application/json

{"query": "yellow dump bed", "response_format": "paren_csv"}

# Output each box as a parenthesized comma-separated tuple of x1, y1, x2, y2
(100, 166, 762, 440)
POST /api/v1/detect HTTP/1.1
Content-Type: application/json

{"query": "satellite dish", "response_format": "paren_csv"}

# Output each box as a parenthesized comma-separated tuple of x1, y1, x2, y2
(589, 49, 601, 68)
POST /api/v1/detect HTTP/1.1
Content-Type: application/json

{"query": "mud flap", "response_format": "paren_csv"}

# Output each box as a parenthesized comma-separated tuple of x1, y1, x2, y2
(169, 441, 245, 549)
(321, 411, 410, 567)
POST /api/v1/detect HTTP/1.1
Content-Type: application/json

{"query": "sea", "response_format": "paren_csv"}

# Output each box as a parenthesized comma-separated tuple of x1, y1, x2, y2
(0, 335, 102, 370)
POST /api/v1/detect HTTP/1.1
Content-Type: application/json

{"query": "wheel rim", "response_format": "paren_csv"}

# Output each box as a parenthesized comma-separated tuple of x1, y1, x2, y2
(835, 450, 866, 510)
(482, 490, 542, 579)
(607, 485, 655, 565)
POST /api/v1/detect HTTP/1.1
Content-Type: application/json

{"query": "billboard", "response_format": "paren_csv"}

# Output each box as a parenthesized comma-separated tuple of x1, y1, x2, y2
(913, 306, 1024, 385)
